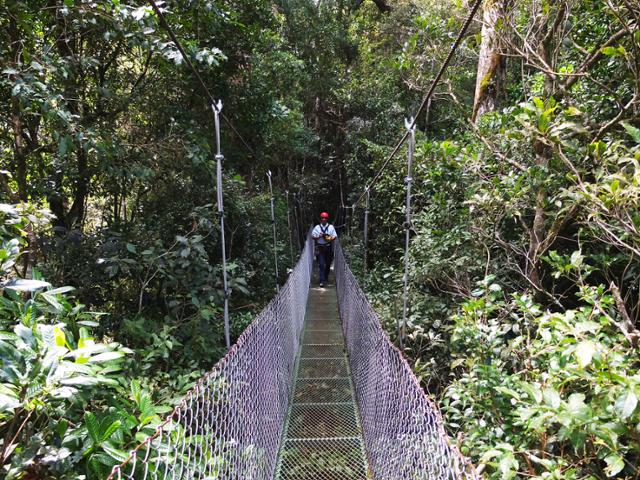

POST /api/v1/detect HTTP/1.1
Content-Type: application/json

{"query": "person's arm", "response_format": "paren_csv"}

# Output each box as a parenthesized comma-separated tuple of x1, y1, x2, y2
(329, 225, 337, 240)
(311, 225, 321, 239)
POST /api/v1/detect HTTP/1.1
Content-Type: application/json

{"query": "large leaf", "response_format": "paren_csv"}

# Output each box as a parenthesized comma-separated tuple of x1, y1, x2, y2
(77, 320, 100, 327)
(60, 376, 103, 386)
(0, 332, 18, 341)
(3, 279, 50, 291)
(543, 388, 561, 409)
(101, 442, 129, 462)
(101, 420, 122, 442)
(84, 412, 100, 444)
(574, 341, 596, 368)
(87, 351, 125, 363)
(40, 292, 64, 313)
(0, 392, 21, 412)
(45, 286, 76, 295)
(130, 379, 142, 405)
(621, 122, 640, 144)
(604, 453, 625, 477)
(70, 344, 109, 359)
(50, 386, 77, 399)
(615, 390, 638, 420)
(89, 452, 119, 469)
(54, 326, 67, 347)
(14, 323, 36, 348)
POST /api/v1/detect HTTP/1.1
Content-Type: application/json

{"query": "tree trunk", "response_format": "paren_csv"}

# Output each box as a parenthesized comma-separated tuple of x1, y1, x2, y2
(8, 15, 28, 201)
(352, 0, 392, 13)
(67, 147, 89, 229)
(7, 9, 40, 274)
(53, 3, 89, 231)
(472, 0, 508, 123)
(525, 1, 565, 291)
(370, 0, 391, 12)
(526, 148, 548, 288)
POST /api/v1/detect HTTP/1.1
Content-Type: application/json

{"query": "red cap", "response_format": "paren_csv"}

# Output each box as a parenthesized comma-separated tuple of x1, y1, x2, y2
(320, 212, 329, 218)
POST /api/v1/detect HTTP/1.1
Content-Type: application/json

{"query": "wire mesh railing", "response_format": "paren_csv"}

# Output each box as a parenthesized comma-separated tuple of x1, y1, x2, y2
(108, 235, 314, 480)
(334, 240, 478, 480)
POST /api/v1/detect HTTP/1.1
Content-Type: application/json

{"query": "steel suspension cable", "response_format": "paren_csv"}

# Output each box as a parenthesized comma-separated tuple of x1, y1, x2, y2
(352, 0, 483, 208)
(148, 0, 261, 349)
(148, 0, 256, 157)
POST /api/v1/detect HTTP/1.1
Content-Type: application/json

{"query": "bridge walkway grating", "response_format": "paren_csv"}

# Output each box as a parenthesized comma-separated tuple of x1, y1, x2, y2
(275, 280, 368, 480)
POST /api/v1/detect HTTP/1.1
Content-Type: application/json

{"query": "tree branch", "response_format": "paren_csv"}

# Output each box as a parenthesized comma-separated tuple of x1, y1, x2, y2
(609, 281, 640, 347)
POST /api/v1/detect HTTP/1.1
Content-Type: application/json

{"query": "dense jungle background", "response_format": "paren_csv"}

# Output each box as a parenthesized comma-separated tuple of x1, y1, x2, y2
(1, 0, 639, 478)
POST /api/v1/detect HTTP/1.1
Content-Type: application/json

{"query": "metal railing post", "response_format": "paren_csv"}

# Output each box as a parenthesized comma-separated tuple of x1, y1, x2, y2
(400, 118, 416, 350)
(363, 188, 370, 275)
(212, 101, 231, 350)
(267, 170, 279, 292)
(292, 192, 302, 251)
(285, 190, 294, 264)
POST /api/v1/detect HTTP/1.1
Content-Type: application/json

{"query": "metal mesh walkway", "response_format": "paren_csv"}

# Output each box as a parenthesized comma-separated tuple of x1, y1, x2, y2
(108, 235, 477, 480)
(275, 282, 368, 479)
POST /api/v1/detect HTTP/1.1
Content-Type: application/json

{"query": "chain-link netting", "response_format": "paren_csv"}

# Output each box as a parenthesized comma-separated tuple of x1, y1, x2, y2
(334, 241, 478, 480)
(108, 236, 314, 480)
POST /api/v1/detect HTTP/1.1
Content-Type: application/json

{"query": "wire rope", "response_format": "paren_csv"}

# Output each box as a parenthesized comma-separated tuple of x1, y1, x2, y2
(148, 0, 256, 157)
(352, 0, 483, 208)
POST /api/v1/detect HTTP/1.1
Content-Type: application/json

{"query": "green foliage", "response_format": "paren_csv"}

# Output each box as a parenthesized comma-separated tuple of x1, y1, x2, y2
(0, 204, 182, 478)
(340, 0, 640, 478)
(2, 0, 640, 477)
(1, 0, 313, 475)
(444, 277, 640, 478)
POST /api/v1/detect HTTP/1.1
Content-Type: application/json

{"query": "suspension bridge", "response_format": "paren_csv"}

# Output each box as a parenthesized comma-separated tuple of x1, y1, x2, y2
(107, 235, 476, 480)
(104, 2, 484, 477)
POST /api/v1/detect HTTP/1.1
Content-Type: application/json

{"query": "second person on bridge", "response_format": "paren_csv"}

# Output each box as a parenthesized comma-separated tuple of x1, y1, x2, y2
(312, 212, 337, 287)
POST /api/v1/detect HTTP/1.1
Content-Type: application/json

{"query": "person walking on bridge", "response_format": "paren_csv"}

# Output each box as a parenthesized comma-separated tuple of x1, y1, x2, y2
(312, 212, 337, 287)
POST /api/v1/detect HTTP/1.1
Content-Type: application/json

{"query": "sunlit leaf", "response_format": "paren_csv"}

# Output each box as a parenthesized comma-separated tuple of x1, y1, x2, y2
(621, 122, 640, 144)
(87, 351, 125, 363)
(615, 390, 638, 420)
(604, 453, 625, 477)
(4, 279, 50, 291)
(575, 341, 595, 368)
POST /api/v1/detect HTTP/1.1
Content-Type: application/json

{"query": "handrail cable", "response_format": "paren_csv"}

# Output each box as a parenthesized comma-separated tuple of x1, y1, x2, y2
(352, 0, 483, 208)
(148, 0, 256, 157)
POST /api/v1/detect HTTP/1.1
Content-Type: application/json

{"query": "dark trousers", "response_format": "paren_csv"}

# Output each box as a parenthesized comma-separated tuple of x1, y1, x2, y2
(316, 245, 333, 283)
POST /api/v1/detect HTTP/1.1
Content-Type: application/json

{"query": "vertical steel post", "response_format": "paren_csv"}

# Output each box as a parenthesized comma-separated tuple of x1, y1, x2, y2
(267, 171, 279, 292)
(345, 206, 351, 238)
(301, 193, 310, 230)
(292, 193, 302, 251)
(363, 188, 370, 275)
(212, 101, 231, 349)
(400, 119, 416, 350)
(285, 190, 294, 264)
